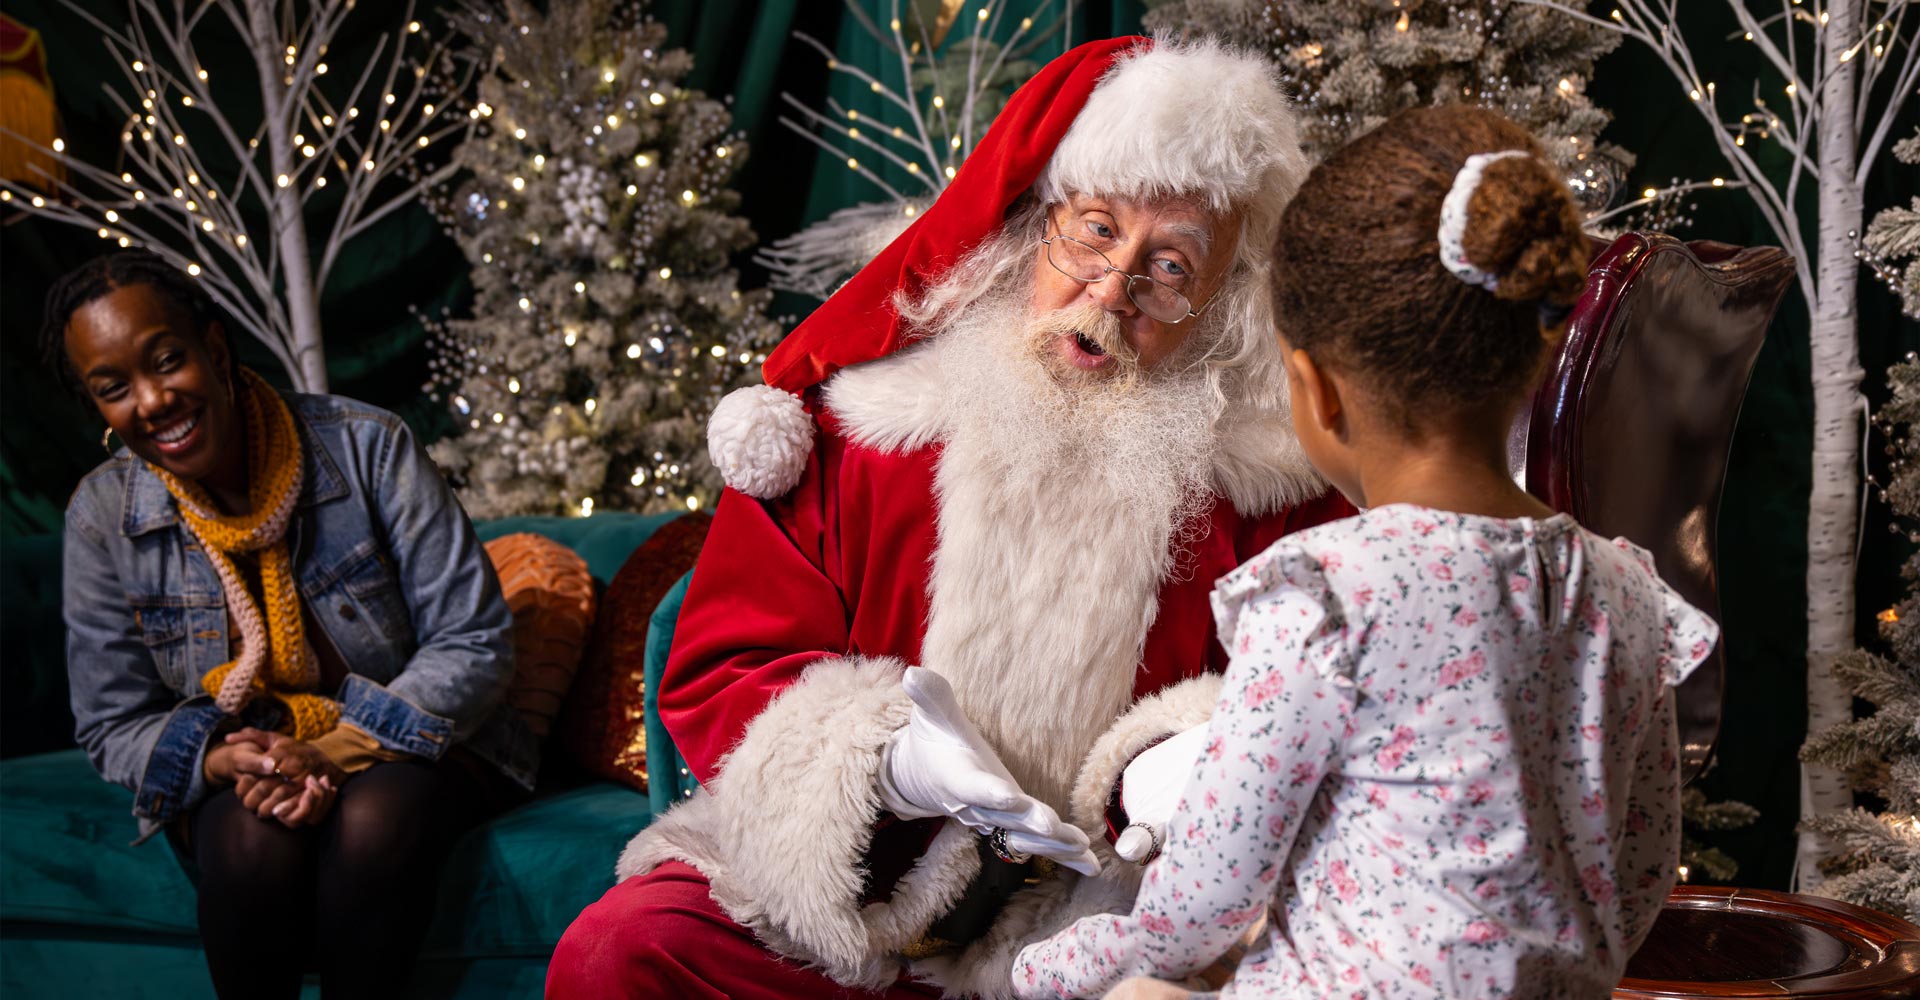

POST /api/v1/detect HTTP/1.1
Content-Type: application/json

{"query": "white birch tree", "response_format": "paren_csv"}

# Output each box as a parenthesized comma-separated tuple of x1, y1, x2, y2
(1520, 0, 1918, 885)
(0, 0, 481, 392)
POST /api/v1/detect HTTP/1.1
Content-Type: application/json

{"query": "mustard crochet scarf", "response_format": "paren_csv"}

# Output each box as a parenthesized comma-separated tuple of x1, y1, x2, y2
(151, 368, 340, 739)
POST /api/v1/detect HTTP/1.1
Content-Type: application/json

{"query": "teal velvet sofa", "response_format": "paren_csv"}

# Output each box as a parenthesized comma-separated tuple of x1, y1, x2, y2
(0, 512, 696, 999)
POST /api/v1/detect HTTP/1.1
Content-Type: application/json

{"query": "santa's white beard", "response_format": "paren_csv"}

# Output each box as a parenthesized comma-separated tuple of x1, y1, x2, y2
(918, 287, 1224, 809)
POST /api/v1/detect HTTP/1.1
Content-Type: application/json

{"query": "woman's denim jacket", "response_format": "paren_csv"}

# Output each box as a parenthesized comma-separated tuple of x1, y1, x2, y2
(63, 392, 534, 837)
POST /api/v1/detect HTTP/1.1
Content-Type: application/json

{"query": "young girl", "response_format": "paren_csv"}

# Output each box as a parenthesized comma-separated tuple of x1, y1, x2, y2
(1011, 105, 1717, 1000)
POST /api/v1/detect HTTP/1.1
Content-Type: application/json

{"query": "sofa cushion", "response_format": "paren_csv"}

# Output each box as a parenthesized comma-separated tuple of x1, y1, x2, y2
(0, 749, 649, 954)
(474, 511, 683, 587)
(556, 514, 712, 792)
(645, 571, 705, 817)
(484, 534, 597, 742)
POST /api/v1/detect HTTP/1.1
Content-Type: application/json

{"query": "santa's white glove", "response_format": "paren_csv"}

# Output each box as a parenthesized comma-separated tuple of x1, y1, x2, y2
(878, 667, 1100, 876)
(1113, 722, 1211, 864)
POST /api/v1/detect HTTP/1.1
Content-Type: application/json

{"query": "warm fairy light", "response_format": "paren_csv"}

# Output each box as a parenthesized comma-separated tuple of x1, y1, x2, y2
(417, 136, 430, 147)
(1643, 187, 1659, 199)
(197, 68, 208, 81)
(606, 114, 620, 128)
(681, 189, 696, 203)
(517, 296, 532, 311)
(563, 329, 577, 346)
(105, 210, 119, 222)
(687, 495, 701, 511)
(491, 412, 504, 424)
(181, 95, 194, 107)
(1676, 865, 1690, 883)
(945, 165, 957, 178)
(634, 153, 651, 167)
(316, 62, 328, 75)
(658, 267, 672, 280)
(1558, 78, 1573, 94)
(1712, 177, 1725, 187)
(847, 157, 859, 170)
(534, 154, 546, 169)
(201, 220, 215, 231)
(649, 92, 665, 106)
(408, 21, 421, 33)
(574, 280, 586, 293)
(583, 398, 597, 414)
(276, 174, 290, 187)
(1396, 10, 1411, 30)
(117, 236, 131, 247)
(932, 95, 945, 109)
(514, 127, 527, 140)
(314, 177, 326, 188)
(625, 184, 637, 197)
(235, 234, 247, 247)
(709, 345, 726, 358)
(579, 497, 594, 517)
(602, 68, 616, 83)
(906, 162, 920, 174)
(1882, 607, 1901, 624)
(186, 263, 201, 275)
(511, 176, 525, 191)
(715, 146, 729, 158)
(364, 159, 376, 171)
(627, 344, 642, 359)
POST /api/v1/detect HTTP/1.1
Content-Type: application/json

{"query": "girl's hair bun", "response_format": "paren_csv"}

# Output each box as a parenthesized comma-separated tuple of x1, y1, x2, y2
(1461, 154, 1589, 306)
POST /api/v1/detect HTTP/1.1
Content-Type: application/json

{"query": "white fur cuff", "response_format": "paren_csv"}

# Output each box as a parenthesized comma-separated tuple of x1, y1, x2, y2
(1068, 673, 1225, 857)
(708, 385, 815, 499)
(614, 656, 980, 989)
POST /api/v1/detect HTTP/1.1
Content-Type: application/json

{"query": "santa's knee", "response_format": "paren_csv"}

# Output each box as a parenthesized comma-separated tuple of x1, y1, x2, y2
(547, 873, 699, 997)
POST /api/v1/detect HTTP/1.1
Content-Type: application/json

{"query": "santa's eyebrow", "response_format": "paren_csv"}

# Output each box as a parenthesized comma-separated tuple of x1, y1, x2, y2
(1160, 220, 1212, 257)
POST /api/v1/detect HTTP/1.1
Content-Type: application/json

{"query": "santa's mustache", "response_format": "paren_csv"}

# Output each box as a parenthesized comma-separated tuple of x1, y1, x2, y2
(1028, 303, 1140, 370)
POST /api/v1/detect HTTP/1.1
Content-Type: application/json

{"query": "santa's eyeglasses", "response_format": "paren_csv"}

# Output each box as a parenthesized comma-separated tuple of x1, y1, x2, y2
(1039, 227, 1205, 325)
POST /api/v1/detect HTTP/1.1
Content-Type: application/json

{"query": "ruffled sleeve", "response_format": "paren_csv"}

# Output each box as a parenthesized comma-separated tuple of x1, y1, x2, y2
(1610, 539, 1721, 687)
(1210, 542, 1351, 687)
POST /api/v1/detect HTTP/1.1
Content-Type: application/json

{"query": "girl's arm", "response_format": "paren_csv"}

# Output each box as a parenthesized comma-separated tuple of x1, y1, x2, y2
(1013, 583, 1355, 1000)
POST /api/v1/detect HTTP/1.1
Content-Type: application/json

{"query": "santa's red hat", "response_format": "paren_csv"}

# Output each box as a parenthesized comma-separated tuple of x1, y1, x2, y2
(711, 35, 1307, 499)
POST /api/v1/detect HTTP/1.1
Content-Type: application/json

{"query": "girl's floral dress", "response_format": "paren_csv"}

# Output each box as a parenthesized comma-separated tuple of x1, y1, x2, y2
(1012, 505, 1718, 999)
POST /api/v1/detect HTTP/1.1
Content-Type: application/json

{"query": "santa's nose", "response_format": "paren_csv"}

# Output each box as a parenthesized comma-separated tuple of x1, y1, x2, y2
(1085, 271, 1139, 316)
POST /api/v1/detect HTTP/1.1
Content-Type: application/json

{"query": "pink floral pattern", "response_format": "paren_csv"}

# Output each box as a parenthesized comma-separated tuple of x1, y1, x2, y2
(1012, 505, 1718, 999)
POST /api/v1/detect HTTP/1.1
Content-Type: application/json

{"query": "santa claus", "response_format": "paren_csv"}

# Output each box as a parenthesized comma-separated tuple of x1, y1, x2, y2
(548, 35, 1354, 999)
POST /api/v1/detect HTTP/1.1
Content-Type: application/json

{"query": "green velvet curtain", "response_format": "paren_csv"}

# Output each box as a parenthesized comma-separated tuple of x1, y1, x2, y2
(1, 0, 1913, 890)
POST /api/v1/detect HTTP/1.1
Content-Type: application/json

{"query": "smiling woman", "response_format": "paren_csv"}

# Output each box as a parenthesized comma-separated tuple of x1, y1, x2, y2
(40, 251, 533, 1000)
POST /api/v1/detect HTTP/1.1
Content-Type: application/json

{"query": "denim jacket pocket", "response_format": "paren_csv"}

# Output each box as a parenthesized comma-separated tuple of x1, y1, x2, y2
(310, 540, 413, 646)
(131, 603, 191, 692)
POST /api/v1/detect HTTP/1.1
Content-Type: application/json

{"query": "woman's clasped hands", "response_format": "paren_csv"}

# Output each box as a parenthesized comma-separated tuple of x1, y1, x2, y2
(204, 727, 345, 827)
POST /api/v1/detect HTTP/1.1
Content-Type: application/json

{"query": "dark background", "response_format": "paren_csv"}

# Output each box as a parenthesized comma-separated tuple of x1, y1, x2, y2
(2, 0, 1914, 892)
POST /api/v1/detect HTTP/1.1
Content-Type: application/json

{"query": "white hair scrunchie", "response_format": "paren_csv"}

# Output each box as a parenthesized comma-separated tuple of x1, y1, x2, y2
(1437, 150, 1531, 293)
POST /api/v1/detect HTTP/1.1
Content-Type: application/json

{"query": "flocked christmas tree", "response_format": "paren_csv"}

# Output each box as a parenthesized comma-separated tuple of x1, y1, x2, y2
(422, 0, 782, 518)
(1142, 0, 1635, 216)
(1799, 354, 1920, 922)
(1860, 130, 1920, 319)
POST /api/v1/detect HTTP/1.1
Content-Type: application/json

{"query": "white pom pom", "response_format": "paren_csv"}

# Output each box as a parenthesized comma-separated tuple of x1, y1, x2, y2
(708, 385, 814, 499)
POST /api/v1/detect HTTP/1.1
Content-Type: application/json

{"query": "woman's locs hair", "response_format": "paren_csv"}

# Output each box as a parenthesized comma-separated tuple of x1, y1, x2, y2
(40, 249, 238, 402)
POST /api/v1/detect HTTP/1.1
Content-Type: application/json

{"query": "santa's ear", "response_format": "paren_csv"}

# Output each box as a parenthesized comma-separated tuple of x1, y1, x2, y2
(1288, 346, 1343, 437)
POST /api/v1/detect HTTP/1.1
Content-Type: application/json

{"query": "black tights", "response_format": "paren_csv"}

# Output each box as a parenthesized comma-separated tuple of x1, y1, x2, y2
(173, 757, 494, 1000)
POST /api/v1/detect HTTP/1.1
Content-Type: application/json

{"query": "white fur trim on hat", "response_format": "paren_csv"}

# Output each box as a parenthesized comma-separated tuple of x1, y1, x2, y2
(708, 385, 815, 499)
(1036, 37, 1308, 236)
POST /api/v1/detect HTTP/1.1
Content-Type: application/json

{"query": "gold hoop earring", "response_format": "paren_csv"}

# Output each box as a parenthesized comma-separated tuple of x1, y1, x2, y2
(101, 427, 117, 454)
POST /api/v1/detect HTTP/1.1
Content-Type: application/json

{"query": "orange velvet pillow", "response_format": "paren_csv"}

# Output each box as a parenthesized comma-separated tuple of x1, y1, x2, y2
(485, 533, 597, 743)
(556, 513, 712, 792)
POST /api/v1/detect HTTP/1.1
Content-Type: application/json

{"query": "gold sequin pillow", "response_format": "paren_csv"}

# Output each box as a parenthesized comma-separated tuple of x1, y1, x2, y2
(484, 533, 597, 743)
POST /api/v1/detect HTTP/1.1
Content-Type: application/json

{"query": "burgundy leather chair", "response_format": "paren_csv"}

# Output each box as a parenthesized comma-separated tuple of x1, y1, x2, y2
(1517, 232, 1920, 997)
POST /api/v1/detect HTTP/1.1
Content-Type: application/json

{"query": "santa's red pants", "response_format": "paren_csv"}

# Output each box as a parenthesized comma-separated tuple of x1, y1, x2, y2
(547, 860, 947, 999)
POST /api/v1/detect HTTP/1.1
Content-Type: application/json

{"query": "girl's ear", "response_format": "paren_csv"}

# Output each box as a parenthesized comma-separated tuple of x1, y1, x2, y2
(1289, 346, 1344, 437)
